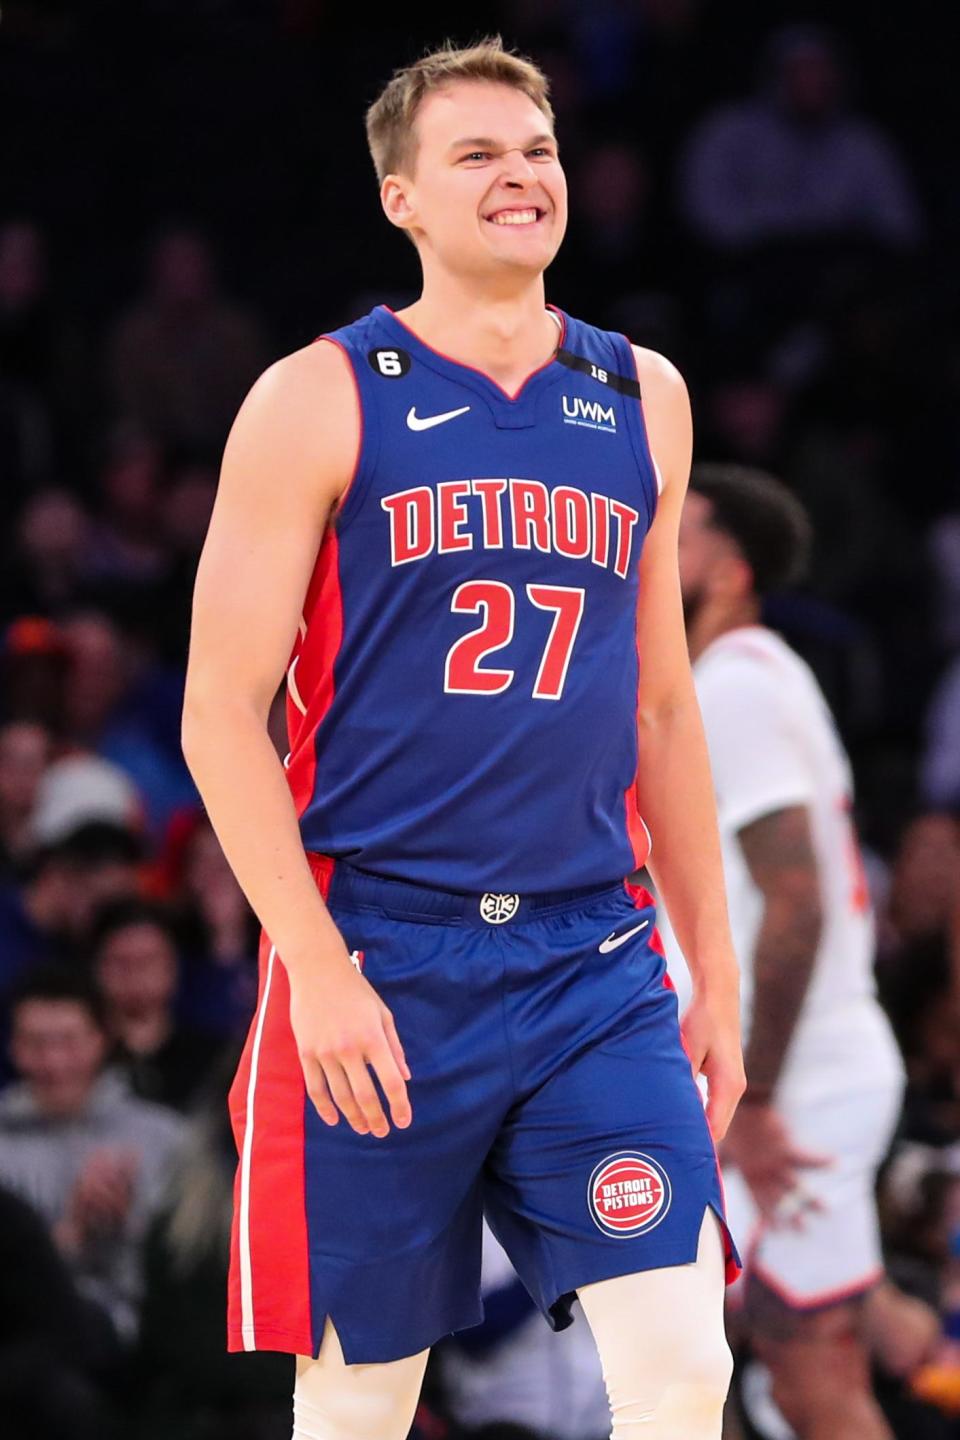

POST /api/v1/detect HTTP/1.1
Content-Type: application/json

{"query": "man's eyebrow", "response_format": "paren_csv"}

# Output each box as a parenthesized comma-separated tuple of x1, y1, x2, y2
(446, 133, 557, 153)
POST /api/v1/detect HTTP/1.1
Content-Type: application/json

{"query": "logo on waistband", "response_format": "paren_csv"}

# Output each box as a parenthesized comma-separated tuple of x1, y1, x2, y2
(480, 893, 520, 924)
(348, 949, 365, 972)
(588, 1152, 672, 1238)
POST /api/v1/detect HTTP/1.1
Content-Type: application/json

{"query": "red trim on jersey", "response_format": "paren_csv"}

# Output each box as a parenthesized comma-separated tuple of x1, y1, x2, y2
(284, 526, 345, 818)
(311, 336, 364, 517)
(624, 624, 651, 870)
(381, 304, 568, 403)
(227, 855, 336, 1354)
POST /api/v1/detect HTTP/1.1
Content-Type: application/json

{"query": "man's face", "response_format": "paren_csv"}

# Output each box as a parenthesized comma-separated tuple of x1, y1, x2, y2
(95, 922, 178, 1017)
(386, 80, 567, 278)
(10, 999, 107, 1118)
(678, 491, 726, 625)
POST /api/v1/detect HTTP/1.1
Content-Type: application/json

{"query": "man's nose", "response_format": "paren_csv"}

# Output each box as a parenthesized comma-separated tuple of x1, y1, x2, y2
(498, 148, 538, 182)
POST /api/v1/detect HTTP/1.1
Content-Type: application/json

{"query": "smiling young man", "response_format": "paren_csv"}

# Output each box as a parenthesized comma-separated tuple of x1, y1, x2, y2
(182, 36, 745, 1440)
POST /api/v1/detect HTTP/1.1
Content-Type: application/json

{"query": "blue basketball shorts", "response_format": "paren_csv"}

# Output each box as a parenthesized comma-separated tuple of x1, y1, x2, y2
(227, 855, 742, 1363)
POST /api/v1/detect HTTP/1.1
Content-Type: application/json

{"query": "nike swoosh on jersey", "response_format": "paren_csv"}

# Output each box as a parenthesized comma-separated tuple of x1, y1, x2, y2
(598, 920, 650, 953)
(406, 405, 471, 431)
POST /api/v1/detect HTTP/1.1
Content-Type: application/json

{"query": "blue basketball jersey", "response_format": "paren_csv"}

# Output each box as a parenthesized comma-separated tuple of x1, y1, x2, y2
(284, 303, 660, 892)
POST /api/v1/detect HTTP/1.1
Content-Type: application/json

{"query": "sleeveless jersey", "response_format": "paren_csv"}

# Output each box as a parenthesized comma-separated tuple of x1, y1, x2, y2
(283, 302, 660, 892)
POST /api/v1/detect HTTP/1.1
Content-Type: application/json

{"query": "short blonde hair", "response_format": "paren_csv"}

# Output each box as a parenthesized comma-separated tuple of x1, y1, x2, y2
(365, 35, 555, 186)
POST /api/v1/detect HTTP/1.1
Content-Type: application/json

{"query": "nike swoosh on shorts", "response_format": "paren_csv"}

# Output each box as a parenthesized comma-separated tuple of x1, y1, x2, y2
(598, 920, 650, 953)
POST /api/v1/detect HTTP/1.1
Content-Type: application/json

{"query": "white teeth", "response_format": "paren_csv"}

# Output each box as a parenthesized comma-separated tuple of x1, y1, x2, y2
(489, 209, 539, 226)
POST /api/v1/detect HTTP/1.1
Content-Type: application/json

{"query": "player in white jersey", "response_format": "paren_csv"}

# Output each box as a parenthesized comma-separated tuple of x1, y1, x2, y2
(659, 464, 906, 1439)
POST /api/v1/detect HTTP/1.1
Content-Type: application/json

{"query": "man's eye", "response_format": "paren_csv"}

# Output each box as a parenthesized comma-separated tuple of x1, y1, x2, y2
(462, 151, 491, 162)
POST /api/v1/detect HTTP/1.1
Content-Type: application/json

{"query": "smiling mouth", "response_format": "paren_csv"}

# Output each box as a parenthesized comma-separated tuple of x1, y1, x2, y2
(484, 207, 547, 227)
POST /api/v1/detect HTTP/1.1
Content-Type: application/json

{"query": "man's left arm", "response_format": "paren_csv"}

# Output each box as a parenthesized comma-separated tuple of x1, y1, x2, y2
(629, 345, 745, 1140)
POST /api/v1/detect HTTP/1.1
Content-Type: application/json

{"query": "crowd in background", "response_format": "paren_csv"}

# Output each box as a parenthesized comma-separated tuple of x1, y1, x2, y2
(2, 2, 960, 1437)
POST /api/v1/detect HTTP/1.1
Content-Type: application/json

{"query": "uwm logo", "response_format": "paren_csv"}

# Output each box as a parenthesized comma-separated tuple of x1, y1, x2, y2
(562, 395, 616, 432)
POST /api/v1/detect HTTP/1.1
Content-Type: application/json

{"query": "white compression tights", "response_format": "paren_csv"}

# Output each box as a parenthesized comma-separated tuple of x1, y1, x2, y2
(292, 1321, 429, 1440)
(292, 1209, 732, 1440)
(577, 1208, 734, 1438)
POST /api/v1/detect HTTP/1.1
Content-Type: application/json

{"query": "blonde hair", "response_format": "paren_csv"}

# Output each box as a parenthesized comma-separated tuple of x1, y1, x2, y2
(365, 34, 555, 187)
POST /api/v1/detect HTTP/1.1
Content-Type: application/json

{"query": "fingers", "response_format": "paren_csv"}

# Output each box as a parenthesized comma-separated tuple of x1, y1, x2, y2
(367, 1035, 412, 1129)
(320, 1058, 373, 1136)
(301, 1055, 342, 1129)
(380, 1005, 412, 1082)
(339, 1053, 391, 1138)
(705, 1079, 743, 1142)
(301, 1009, 413, 1137)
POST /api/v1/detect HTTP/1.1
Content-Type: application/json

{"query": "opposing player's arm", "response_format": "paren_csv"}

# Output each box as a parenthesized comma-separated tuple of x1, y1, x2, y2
(736, 805, 823, 1099)
(630, 344, 744, 1138)
(182, 341, 411, 1136)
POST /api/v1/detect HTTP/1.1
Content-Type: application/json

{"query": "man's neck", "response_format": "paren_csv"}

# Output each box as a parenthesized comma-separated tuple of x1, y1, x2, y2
(687, 601, 761, 663)
(394, 273, 558, 389)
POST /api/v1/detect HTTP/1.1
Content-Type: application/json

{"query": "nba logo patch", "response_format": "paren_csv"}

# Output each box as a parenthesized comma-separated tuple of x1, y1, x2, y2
(588, 1151, 672, 1238)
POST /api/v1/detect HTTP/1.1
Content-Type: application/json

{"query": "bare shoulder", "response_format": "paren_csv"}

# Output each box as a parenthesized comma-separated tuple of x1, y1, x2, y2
(183, 339, 361, 717)
(225, 338, 359, 509)
(629, 344, 692, 495)
(629, 344, 690, 406)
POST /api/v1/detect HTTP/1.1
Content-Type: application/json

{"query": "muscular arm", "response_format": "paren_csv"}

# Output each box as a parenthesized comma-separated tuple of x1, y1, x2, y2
(630, 346, 738, 1001)
(737, 805, 823, 1098)
(629, 345, 745, 1135)
(181, 339, 411, 1136)
(180, 339, 358, 982)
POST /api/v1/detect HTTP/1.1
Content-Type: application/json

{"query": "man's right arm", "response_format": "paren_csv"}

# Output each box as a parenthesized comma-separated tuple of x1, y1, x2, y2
(181, 340, 410, 1138)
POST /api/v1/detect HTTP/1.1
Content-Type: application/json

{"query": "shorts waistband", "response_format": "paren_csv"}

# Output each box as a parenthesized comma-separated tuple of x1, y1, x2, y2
(311, 856, 625, 926)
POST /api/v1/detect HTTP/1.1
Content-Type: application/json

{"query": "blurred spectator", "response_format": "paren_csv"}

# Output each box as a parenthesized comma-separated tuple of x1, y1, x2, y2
(160, 811, 259, 1039)
(928, 515, 960, 653)
(0, 965, 185, 1343)
(0, 219, 75, 514)
(880, 935, 960, 1149)
(678, 24, 922, 252)
(0, 490, 95, 626)
(921, 658, 960, 812)
(0, 1180, 123, 1440)
(133, 1046, 294, 1440)
(91, 896, 221, 1112)
(879, 813, 960, 960)
(149, 458, 218, 662)
(31, 752, 146, 848)
(699, 369, 790, 469)
(104, 224, 271, 459)
(85, 421, 171, 590)
(0, 819, 145, 1003)
(0, 614, 70, 732)
(58, 609, 197, 843)
(0, 719, 52, 879)
(555, 141, 665, 327)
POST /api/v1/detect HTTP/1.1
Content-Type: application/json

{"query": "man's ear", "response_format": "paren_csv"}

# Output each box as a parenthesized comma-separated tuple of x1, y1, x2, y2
(381, 175, 416, 234)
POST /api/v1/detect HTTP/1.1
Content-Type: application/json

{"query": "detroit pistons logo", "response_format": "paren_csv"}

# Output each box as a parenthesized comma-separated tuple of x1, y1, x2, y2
(588, 1152, 672, 1238)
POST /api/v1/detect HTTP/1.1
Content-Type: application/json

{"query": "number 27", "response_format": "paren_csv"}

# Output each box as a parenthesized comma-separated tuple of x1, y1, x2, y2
(444, 581, 585, 701)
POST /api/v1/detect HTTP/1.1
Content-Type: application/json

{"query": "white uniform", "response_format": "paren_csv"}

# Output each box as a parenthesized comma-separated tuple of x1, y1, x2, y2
(659, 625, 905, 1306)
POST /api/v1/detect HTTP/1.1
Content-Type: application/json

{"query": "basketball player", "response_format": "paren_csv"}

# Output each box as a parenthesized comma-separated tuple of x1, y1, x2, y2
(182, 38, 746, 1440)
(659, 465, 907, 1439)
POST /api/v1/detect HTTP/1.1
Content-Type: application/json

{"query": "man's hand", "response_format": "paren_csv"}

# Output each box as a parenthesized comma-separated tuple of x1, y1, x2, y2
(720, 1102, 831, 1226)
(289, 953, 412, 1138)
(680, 982, 746, 1142)
(62, 1147, 139, 1248)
